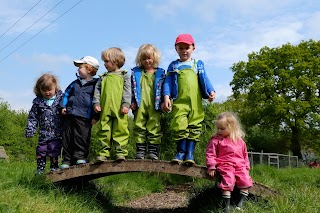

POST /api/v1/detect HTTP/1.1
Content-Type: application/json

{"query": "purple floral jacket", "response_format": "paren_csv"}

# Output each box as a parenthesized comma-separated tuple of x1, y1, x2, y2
(25, 90, 63, 142)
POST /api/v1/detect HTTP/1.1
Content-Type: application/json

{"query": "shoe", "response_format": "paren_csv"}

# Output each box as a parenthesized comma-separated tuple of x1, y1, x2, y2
(184, 140, 196, 165)
(147, 144, 160, 160)
(76, 159, 87, 165)
(171, 139, 187, 164)
(135, 143, 147, 159)
(96, 156, 109, 162)
(59, 164, 70, 169)
(50, 168, 58, 172)
(115, 155, 125, 161)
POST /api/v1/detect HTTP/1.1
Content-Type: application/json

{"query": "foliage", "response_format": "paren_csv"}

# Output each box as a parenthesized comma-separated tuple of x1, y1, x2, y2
(230, 40, 320, 158)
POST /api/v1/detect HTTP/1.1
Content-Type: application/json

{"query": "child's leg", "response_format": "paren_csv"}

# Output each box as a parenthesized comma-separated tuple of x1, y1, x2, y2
(61, 118, 74, 167)
(235, 167, 253, 209)
(145, 111, 161, 160)
(36, 156, 46, 175)
(96, 118, 113, 160)
(47, 139, 62, 171)
(73, 117, 92, 164)
(133, 109, 148, 159)
(112, 113, 129, 160)
(171, 139, 187, 163)
(222, 190, 231, 213)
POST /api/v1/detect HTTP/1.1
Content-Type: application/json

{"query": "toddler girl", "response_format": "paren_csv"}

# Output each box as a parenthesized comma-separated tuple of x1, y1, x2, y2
(25, 73, 63, 174)
(206, 112, 252, 212)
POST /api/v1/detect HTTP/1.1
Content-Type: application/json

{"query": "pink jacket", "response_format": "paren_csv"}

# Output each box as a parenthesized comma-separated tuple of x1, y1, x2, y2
(206, 135, 250, 171)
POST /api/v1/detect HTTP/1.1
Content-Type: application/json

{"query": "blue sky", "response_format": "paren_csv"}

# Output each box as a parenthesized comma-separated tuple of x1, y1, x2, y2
(0, 0, 319, 111)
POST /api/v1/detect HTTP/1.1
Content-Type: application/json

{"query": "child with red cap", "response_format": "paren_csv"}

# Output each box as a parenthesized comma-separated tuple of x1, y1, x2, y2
(162, 34, 215, 165)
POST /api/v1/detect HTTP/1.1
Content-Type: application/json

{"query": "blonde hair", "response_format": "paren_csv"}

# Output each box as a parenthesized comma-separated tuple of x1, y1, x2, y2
(101, 47, 125, 68)
(215, 112, 245, 142)
(34, 73, 60, 97)
(135, 44, 161, 68)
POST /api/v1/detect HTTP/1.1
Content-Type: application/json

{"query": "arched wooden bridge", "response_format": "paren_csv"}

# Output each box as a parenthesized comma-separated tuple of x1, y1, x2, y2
(46, 159, 277, 198)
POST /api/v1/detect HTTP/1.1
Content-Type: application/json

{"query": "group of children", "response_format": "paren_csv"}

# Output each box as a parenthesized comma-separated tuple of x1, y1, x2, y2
(25, 34, 252, 212)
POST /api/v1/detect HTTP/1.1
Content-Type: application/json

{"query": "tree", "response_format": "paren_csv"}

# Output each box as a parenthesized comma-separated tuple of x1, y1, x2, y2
(230, 40, 320, 158)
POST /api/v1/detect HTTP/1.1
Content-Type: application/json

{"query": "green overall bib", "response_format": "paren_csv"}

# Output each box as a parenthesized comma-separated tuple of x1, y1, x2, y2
(133, 71, 162, 145)
(97, 72, 129, 157)
(171, 66, 204, 142)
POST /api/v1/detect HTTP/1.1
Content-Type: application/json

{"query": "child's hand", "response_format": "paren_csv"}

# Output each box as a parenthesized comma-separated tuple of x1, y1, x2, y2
(94, 105, 101, 113)
(61, 108, 67, 115)
(130, 103, 137, 111)
(162, 95, 171, 112)
(208, 91, 216, 102)
(92, 119, 98, 125)
(121, 106, 129, 114)
(207, 169, 215, 177)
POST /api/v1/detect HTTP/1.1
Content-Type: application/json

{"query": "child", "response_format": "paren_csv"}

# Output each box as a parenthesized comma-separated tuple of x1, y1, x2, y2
(206, 112, 253, 212)
(93, 47, 131, 161)
(162, 33, 215, 165)
(25, 73, 63, 174)
(59, 56, 100, 169)
(131, 44, 166, 160)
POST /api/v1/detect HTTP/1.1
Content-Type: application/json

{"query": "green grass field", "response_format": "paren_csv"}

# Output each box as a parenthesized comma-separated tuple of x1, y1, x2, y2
(0, 160, 319, 213)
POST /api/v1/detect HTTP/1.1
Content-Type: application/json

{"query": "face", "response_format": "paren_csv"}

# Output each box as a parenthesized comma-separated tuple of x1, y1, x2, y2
(216, 120, 230, 138)
(175, 43, 194, 62)
(40, 87, 56, 99)
(141, 56, 154, 70)
(104, 59, 119, 72)
(77, 64, 90, 79)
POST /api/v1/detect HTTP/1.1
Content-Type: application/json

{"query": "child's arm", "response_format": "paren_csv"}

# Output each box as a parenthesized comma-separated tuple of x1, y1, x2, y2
(25, 102, 39, 138)
(206, 136, 219, 173)
(197, 60, 215, 101)
(60, 81, 76, 114)
(162, 95, 171, 112)
(242, 139, 251, 170)
(93, 77, 102, 113)
(121, 73, 131, 114)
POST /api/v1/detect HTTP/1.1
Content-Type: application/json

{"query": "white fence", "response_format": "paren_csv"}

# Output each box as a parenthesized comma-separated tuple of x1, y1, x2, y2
(248, 151, 299, 169)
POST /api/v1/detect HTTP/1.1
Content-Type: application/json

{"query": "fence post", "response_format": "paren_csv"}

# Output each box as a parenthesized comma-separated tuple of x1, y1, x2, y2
(260, 150, 263, 165)
(288, 151, 291, 167)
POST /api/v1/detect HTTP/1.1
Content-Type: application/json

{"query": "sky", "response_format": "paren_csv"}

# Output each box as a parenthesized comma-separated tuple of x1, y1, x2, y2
(0, 0, 319, 111)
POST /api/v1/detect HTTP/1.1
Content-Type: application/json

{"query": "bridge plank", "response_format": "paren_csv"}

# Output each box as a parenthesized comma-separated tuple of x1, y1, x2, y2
(46, 159, 277, 198)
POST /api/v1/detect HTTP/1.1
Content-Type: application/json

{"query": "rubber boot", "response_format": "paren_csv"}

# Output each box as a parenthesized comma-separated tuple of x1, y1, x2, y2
(37, 156, 46, 175)
(50, 157, 59, 171)
(135, 143, 147, 159)
(236, 190, 249, 210)
(147, 144, 160, 160)
(184, 140, 196, 165)
(171, 139, 187, 164)
(222, 195, 231, 213)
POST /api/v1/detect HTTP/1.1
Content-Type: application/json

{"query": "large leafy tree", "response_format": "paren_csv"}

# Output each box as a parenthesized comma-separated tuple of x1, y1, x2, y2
(230, 40, 320, 158)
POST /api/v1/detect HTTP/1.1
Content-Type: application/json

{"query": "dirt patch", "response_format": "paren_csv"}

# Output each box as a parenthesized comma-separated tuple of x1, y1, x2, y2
(119, 183, 194, 213)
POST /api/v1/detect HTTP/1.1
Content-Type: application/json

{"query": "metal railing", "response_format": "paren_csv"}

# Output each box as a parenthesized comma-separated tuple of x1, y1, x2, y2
(248, 151, 298, 168)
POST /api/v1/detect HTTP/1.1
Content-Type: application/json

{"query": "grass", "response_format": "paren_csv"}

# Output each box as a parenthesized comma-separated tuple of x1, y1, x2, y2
(0, 161, 320, 213)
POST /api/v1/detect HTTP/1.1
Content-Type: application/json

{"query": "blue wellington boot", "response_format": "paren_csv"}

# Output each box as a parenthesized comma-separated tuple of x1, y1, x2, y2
(171, 139, 187, 164)
(184, 140, 196, 165)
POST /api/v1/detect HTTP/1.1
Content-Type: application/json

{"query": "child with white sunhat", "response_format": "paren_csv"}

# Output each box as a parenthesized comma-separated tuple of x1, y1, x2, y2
(60, 56, 100, 169)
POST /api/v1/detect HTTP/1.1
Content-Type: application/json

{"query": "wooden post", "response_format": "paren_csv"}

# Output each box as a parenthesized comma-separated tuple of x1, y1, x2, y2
(288, 151, 291, 167)
(260, 150, 263, 165)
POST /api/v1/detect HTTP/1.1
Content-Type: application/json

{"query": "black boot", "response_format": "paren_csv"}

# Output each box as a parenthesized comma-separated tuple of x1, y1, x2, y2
(236, 190, 249, 210)
(50, 157, 59, 171)
(135, 143, 147, 159)
(37, 156, 46, 175)
(147, 144, 160, 160)
(222, 195, 231, 213)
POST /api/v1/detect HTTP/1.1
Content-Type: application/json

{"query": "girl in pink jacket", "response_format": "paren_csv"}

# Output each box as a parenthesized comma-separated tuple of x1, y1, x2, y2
(206, 112, 252, 212)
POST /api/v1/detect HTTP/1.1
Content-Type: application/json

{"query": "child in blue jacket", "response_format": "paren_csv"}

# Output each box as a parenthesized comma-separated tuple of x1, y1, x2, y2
(59, 56, 100, 169)
(162, 34, 215, 165)
(131, 44, 166, 160)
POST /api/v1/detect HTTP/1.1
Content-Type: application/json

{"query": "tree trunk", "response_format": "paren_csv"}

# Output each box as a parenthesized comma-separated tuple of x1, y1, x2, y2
(291, 126, 302, 159)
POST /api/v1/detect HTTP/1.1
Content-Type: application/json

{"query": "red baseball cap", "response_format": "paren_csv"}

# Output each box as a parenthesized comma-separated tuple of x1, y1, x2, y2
(175, 34, 195, 45)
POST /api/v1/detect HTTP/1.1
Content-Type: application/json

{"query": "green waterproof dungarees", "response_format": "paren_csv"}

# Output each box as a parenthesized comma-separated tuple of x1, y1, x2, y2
(171, 65, 204, 142)
(97, 72, 129, 157)
(133, 71, 162, 144)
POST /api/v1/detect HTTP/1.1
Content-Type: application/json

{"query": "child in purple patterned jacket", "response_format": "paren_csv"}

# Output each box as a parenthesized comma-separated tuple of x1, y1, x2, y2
(25, 73, 63, 174)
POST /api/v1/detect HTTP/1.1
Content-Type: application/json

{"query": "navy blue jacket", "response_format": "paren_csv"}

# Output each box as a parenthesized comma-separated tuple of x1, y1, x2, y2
(60, 76, 99, 120)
